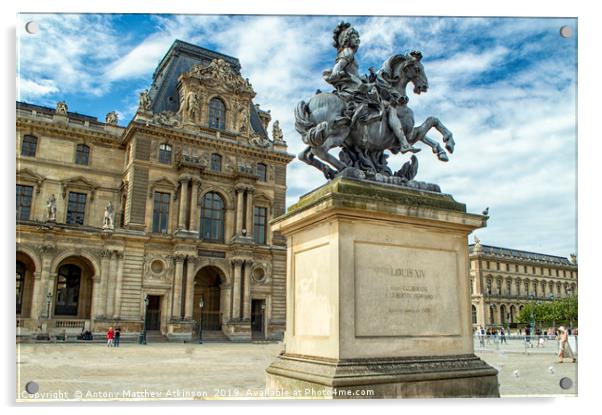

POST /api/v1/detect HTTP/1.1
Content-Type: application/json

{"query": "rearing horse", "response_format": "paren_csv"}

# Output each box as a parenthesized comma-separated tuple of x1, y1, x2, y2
(295, 51, 455, 179)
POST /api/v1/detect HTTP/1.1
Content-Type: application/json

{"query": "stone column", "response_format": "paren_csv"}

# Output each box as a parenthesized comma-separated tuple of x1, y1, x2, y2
(172, 255, 185, 320)
(231, 259, 243, 319)
(245, 187, 255, 238)
(31, 246, 55, 319)
(242, 261, 253, 320)
(220, 282, 232, 324)
(46, 272, 58, 319)
(105, 251, 118, 318)
(235, 185, 245, 235)
(112, 252, 124, 319)
(189, 179, 200, 233)
(184, 257, 197, 319)
(178, 177, 190, 230)
(96, 249, 111, 318)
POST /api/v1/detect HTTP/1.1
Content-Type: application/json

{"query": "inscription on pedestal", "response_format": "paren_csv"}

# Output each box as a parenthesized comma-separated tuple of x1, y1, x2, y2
(354, 242, 461, 337)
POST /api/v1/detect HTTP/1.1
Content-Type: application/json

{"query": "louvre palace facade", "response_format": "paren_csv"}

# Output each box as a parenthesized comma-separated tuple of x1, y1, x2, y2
(16, 40, 294, 341)
(468, 239, 578, 330)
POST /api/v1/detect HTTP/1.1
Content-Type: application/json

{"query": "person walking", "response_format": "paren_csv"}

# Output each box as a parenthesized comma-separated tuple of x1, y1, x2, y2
(114, 327, 121, 347)
(478, 326, 485, 347)
(500, 327, 507, 344)
(557, 326, 576, 363)
(106, 326, 115, 347)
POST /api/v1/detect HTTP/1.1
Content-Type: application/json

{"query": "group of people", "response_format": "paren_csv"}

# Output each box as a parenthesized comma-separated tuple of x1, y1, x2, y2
(475, 325, 577, 363)
(106, 326, 121, 347)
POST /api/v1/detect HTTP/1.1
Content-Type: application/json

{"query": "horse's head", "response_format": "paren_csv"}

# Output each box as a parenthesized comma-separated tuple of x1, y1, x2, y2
(401, 51, 428, 95)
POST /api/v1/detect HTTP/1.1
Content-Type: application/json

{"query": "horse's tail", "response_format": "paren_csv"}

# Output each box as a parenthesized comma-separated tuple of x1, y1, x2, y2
(295, 100, 328, 147)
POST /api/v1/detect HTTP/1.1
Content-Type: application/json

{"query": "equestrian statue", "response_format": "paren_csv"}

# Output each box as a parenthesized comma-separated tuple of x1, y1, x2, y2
(295, 21, 455, 191)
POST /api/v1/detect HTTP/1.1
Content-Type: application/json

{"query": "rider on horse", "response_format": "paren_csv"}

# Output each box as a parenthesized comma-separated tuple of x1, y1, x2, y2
(322, 21, 420, 155)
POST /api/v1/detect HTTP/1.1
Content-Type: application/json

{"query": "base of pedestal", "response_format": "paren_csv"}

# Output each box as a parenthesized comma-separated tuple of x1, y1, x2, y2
(266, 353, 499, 399)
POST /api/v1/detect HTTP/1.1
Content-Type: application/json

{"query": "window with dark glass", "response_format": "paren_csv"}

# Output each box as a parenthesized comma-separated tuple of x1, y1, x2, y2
(16, 184, 33, 221)
(66, 192, 87, 225)
(256, 163, 267, 182)
(75, 144, 90, 165)
(201, 192, 225, 242)
(211, 153, 222, 172)
(16, 261, 25, 314)
(159, 143, 172, 164)
(208, 98, 225, 130)
(253, 206, 267, 245)
(471, 305, 477, 325)
(54, 264, 81, 316)
(21, 135, 38, 157)
(152, 192, 170, 233)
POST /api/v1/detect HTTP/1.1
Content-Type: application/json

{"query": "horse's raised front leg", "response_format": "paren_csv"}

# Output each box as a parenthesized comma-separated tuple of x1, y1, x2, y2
(411, 116, 455, 154)
(421, 135, 449, 162)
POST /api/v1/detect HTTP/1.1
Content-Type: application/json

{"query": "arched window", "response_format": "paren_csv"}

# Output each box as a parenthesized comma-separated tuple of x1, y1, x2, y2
(471, 305, 477, 325)
(75, 144, 90, 165)
(16, 261, 25, 314)
(21, 135, 38, 157)
(211, 153, 222, 172)
(208, 98, 226, 130)
(159, 143, 172, 164)
(201, 192, 225, 243)
(256, 163, 267, 182)
(55, 264, 82, 316)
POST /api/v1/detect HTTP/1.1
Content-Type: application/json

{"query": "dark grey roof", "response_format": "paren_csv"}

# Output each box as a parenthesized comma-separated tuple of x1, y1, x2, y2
(148, 40, 267, 138)
(468, 244, 573, 266)
(17, 101, 103, 125)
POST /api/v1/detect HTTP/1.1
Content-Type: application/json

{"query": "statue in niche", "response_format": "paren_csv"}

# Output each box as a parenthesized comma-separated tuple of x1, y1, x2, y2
(185, 91, 200, 122)
(103, 202, 114, 230)
(238, 104, 249, 134)
(46, 194, 57, 221)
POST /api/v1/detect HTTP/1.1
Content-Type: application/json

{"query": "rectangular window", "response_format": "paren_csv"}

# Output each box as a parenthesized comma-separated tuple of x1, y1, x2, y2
(66, 192, 87, 225)
(152, 192, 170, 233)
(75, 144, 90, 165)
(21, 135, 37, 157)
(211, 154, 222, 172)
(253, 206, 267, 245)
(16, 185, 33, 220)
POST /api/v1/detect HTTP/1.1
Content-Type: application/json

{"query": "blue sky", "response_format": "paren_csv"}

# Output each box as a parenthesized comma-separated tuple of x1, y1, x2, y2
(16, 14, 577, 258)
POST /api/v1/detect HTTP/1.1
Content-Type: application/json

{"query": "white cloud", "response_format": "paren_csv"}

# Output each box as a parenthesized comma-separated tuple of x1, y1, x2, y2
(16, 76, 58, 99)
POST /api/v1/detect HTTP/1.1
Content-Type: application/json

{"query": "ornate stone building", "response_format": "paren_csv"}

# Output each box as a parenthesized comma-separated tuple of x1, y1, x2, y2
(16, 40, 294, 341)
(468, 238, 578, 329)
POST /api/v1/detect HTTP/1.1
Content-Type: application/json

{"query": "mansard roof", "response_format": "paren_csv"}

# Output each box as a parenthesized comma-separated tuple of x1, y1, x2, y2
(468, 244, 574, 266)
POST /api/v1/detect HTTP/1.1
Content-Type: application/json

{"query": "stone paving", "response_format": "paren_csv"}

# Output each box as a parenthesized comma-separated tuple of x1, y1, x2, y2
(16, 340, 577, 401)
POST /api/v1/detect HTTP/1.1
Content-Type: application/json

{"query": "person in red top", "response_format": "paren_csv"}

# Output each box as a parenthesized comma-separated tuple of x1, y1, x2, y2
(106, 326, 115, 347)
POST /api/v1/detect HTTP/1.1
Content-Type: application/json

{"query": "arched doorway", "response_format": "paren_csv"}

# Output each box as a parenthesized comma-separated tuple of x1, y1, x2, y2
(500, 305, 507, 326)
(193, 266, 224, 331)
(53, 257, 94, 319)
(471, 305, 477, 325)
(510, 305, 516, 324)
(16, 252, 36, 317)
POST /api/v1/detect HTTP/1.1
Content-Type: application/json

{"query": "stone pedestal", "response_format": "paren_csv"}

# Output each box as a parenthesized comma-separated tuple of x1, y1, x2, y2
(265, 177, 499, 398)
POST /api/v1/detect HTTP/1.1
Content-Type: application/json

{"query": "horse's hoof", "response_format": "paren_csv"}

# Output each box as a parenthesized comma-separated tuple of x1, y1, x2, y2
(444, 135, 455, 153)
(437, 152, 449, 162)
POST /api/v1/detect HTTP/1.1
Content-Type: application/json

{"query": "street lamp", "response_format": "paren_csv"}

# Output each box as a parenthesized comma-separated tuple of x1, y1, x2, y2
(198, 297, 205, 344)
(260, 303, 266, 339)
(139, 295, 149, 345)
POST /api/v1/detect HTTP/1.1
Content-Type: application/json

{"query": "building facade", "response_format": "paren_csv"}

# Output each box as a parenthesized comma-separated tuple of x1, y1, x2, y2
(469, 239, 578, 329)
(16, 40, 294, 341)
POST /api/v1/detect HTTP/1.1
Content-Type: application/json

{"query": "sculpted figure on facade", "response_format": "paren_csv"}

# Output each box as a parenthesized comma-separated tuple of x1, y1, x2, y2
(185, 91, 200, 122)
(103, 202, 114, 230)
(55, 101, 68, 115)
(272, 120, 284, 143)
(105, 111, 118, 125)
(46, 194, 57, 221)
(238, 104, 249, 134)
(138, 89, 152, 112)
(295, 21, 455, 191)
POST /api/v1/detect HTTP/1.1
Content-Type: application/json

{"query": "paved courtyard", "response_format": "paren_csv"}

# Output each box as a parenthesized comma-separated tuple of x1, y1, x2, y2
(16, 339, 577, 401)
